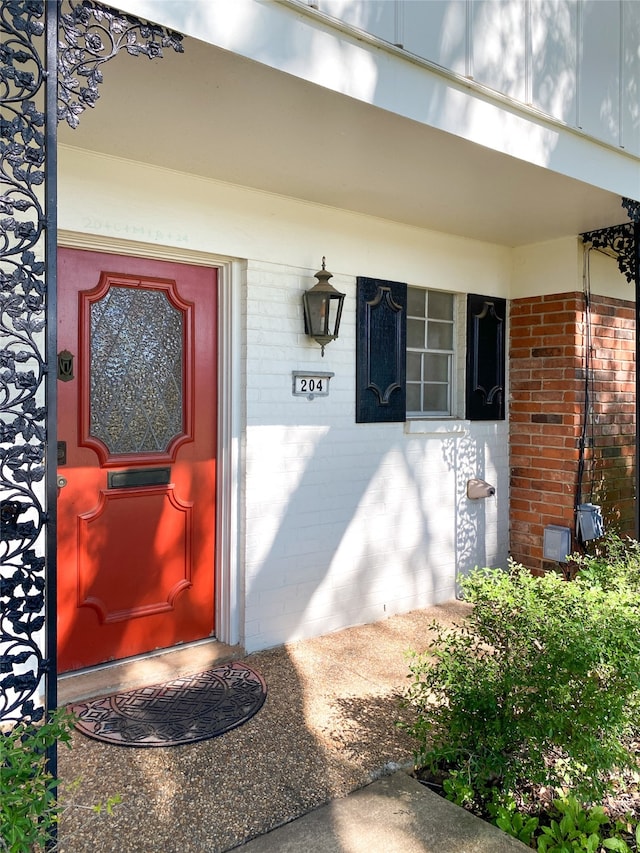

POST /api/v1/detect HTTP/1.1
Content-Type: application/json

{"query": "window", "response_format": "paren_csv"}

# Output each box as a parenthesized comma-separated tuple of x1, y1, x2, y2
(355, 278, 505, 424)
(406, 287, 455, 416)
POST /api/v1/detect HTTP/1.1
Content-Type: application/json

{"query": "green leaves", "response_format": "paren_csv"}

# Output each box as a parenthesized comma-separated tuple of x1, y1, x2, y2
(495, 805, 539, 846)
(533, 797, 634, 853)
(602, 839, 632, 852)
(0, 710, 75, 852)
(489, 795, 637, 852)
(0, 709, 121, 851)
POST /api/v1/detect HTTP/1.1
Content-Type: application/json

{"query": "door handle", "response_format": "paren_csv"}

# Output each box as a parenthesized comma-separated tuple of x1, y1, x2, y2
(57, 476, 68, 489)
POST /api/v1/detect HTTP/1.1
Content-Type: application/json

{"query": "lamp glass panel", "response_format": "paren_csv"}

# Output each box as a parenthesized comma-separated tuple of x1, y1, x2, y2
(326, 295, 341, 335)
(305, 291, 329, 335)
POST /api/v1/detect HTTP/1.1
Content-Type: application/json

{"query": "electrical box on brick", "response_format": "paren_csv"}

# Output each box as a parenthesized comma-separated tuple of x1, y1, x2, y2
(543, 525, 571, 563)
(576, 504, 604, 542)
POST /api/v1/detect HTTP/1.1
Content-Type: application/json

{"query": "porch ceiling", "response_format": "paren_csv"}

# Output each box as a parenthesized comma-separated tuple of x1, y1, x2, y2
(58, 34, 628, 248)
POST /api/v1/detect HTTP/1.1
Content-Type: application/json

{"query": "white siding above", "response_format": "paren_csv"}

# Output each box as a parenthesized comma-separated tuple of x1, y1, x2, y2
(77, 0, 640, 246)
(314, 0, 640, 158)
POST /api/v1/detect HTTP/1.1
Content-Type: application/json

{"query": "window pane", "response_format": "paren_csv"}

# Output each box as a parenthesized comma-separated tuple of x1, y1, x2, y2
(428, 290, 454, 321)
(90, 286, 183, 454)
(424, 384, 448, 412)
(407, 287, 426, 316)
(407, 318, 426, 348)
(427, 320, 453, 350)
(425, 353, 449, 382)
(406, 383, 421, 411)
(405, 287, 455, 418)
(407, 352, 422, 381)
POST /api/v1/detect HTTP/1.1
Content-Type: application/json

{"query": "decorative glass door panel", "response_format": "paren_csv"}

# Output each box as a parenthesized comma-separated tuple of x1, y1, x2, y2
(57, 249, 217, 672)
(90, 285, 184, 455)
(80, 275, 193, 466)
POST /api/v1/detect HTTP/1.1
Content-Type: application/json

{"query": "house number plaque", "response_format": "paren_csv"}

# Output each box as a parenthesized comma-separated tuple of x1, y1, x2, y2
(292, 371, 334, 400)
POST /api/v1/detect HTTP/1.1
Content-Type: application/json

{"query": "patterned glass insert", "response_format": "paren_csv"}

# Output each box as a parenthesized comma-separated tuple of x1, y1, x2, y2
(90, 285, 183, 454)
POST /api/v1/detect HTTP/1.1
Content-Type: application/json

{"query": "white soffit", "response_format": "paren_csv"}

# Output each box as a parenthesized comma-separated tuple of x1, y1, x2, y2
(58, 0, 635, 247)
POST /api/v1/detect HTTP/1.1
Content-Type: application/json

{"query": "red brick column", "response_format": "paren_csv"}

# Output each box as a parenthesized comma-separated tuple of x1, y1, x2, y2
(509, 292, 635, 572)
(588, 295, 636, 531)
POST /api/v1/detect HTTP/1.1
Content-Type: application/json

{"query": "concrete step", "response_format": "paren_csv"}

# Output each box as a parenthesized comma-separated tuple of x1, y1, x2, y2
(57, 638, 242, 706)
(237, 771, 529, 853)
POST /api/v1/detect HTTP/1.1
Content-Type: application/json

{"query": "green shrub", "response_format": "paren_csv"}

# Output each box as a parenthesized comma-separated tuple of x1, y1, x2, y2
(0, 709, 74, 853)
(402, 559, 640, 812)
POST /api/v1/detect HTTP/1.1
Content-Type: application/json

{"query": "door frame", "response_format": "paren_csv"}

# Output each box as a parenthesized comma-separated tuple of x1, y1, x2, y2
(58, 230, 243, 648)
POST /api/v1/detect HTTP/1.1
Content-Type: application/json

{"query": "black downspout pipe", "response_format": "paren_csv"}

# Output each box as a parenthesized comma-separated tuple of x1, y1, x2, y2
(580, 206, 640, 538)
(635, 221, 640, 540)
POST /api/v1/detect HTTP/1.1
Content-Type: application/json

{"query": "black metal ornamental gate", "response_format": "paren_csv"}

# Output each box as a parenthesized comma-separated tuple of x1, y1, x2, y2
(0, 0, 183, 780)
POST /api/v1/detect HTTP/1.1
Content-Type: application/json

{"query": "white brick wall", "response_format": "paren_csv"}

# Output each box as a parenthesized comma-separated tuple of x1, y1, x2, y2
(242, 260, 509, 651)
(58, 149, 513, 656)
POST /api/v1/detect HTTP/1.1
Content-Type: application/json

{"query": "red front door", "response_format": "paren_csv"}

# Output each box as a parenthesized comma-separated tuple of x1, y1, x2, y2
(57, 248, 217, 672)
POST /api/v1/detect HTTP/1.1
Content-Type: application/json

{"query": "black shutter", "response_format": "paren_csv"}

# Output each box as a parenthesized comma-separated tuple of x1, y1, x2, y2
(356, 278, 407, 423)
(466, 293, 506, 420)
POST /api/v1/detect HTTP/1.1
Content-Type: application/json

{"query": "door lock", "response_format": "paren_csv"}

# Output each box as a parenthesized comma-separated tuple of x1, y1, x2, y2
(57, 476, 68, 489)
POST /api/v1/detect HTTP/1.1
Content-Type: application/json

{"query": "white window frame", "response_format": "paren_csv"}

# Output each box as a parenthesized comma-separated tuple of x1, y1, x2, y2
(406, 286, 461, 419)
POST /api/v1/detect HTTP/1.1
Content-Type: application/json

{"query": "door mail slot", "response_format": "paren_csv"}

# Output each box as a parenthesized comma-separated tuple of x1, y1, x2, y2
(107, 467, 171, 489)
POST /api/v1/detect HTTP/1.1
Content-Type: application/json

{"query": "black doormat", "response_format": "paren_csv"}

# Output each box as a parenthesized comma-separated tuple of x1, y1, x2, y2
(69, 662, 267, 747)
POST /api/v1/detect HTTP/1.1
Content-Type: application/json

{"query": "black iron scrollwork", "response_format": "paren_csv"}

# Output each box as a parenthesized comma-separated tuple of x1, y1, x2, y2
(581, 197, 639, 284)
(1, 0, 185, 728)
(58, 0, 183, 128)
(621, 197, 640, 224)
(1, 0, 49, 727)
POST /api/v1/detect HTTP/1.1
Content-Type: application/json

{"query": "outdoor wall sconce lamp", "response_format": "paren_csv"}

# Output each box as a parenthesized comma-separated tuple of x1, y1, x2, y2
(302, 258, 345, 356)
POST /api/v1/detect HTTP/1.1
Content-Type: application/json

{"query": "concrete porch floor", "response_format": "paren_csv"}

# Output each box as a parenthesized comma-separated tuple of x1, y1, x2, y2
(56, 602, 526, 852)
